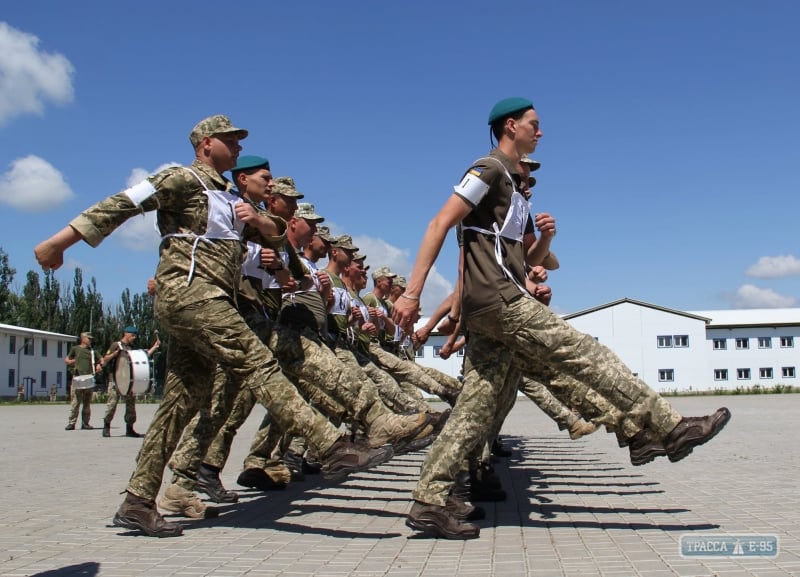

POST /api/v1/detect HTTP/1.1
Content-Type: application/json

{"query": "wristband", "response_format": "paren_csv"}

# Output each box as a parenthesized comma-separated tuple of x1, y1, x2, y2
(399, 294, 420, 301)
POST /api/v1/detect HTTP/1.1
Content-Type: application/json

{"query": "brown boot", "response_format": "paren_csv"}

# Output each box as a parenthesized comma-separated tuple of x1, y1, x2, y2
(664, 408, 731, 462)
(627, 429, 667, 466)
(113, 492, 183, 537)
(319, 437, 394, 480)
(569, 419, 598, 440)
(406, 501, 480, 540)
(157, 484, 219, 519)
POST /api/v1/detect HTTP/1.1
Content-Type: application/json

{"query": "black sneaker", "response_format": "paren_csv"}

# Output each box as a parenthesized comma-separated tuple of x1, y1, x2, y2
(406, 501, 480, 539)
(112, 492, 183, 538)
(664, 408, 731, 463)
(197, 464, 239, 503)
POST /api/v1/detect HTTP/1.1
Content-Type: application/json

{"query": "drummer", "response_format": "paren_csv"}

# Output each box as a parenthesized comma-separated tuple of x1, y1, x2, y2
(100, 326, 160, 438)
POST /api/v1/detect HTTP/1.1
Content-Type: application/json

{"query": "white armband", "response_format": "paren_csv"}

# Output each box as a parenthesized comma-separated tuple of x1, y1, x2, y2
(453, 168, 490, 206)
(123, 180, 157, 207)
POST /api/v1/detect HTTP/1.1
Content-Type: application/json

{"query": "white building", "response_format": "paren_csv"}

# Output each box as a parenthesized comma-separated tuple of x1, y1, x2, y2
(415, 299, 800, 393)
(1, 324, 77, 399)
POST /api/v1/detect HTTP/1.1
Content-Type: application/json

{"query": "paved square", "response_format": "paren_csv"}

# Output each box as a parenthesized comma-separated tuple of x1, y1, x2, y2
(0, 395, 797, 576)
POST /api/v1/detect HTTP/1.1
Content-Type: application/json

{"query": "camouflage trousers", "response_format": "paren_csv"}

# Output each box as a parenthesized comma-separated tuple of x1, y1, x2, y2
(476, 295, 680, 436)
(126, 296, 342, 501)
(518, 378, 578, 430)
(413, 330, 519, 506)
(520, 362, 635, 438)
(336, 342, 427, 414)
(368, 341, 458, 400)
(104, 383, 136, 426)
(67, 388, 93, 427)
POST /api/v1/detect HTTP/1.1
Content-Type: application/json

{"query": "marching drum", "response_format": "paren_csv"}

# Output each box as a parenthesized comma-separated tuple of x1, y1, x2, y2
(114, 349, 152, 396)
(71, 374, 96, 390)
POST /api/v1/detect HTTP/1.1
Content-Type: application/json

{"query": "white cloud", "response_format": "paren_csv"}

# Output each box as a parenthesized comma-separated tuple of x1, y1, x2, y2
(352, 234, 454, 316)
(745, 255, 800, 279)
(0, 155, 74, 211)
(0, 22, 75, 124)
(728, 284, 797, 308)
(115, 163, 179, 251)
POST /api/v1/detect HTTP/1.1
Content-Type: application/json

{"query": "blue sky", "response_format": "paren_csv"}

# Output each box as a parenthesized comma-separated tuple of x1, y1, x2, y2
(1, 1, 798, 317)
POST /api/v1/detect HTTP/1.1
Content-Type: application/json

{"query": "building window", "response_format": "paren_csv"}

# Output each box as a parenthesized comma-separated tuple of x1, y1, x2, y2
(57, 372, 63, 385)
(758, 337, 772, 349)
(674, 335, 689, 347)
(658, 369, 674, 382)
(780, 336, 794, 348)
(41, 340, 48, 357)
(759, 367, 773, 379)
(8, 369, 15, 388)
(9, 335, 16, 355)
(735, 338, 749, 350)
(24, 338, 34, 356)
(415, 347, 424, 358)
(737, 368, 751, 380)
(57, 342, 64, 357)
(40, 371, 47, 389)
(714, 369, 728, 381)
(782, 367, 795, 378)
(433, 346, 442, 357)
(713, 338, 727, 350)
(657, 335, 673, 348)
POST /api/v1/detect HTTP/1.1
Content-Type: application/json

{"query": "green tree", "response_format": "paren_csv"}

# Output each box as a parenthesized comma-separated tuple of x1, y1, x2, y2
(0, 247, 17, 323)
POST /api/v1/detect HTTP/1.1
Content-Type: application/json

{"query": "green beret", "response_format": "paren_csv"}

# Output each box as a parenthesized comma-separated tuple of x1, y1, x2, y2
(231, 155, 270, 174)
(488, 97, 534, 125)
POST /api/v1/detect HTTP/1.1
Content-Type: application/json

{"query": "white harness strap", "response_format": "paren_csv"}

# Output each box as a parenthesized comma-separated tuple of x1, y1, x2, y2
(461, 157, 531, 294)
(160, 168, 243, 283)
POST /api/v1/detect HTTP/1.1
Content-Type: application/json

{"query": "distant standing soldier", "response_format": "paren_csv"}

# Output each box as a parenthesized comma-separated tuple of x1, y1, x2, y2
(101, 326, 160, 438)
(64, 332, 101, 430)
(50, 384, 57, 402)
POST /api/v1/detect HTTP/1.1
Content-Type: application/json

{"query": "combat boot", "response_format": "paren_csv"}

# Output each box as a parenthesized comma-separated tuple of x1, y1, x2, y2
(445, 470, 486, 521)
(664, 408, 731, 463)
(491, 438, 512, 458)
(406, 501, 480, 540)
(158, 484, 219, 519)
(282, 450, 306, 482)
(569, 419, 598, 440)
(113, 492, 183, 537)
(65, 423, 75, 431)
(102, 420, 111, 438)
(319, 437, 394, 480)
(126, 424, 143, 438)
(366, 411, 433, 449)
(236, 467, 288, 491)
(469, 463, 506, 502)
(196, 464, 238, 503)
(628, 429, 667, 466)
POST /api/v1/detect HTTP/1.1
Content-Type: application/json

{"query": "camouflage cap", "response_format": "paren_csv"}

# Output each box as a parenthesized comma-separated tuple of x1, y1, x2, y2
(272, 176, 305, 198)
(332, 234, 358, 251)
(371, 265, 397, 281)
(394, 275, 407, 289)
(189, 115, 249, 148)
(80, 332, 93, 340)
(294, 202, 324, 222)
(315, 225, 334, 242)
(519, 155, 541, 172)
(352, 252, 367, 261)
